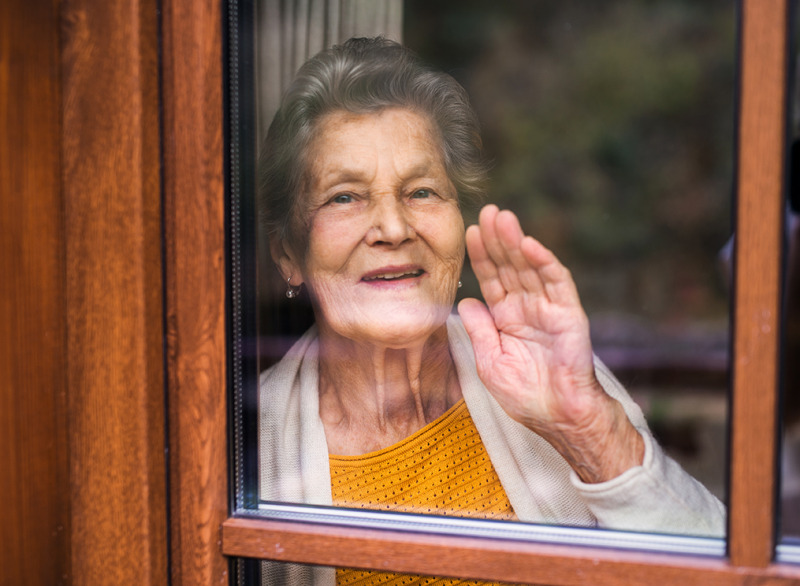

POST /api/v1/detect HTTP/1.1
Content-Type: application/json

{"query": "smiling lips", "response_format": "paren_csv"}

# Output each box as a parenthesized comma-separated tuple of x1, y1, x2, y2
(361, 266, 425, 282)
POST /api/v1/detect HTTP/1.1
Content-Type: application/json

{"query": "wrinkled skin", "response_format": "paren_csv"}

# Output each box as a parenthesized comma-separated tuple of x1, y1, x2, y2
(459, 205, 643, 482)
(272, 108, 643, 481)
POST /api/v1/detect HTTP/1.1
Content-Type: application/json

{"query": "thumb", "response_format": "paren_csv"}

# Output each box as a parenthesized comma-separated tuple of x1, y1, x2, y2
(457, 298, 501, 368)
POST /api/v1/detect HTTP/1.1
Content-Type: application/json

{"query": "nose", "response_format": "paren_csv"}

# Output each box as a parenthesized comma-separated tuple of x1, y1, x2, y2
(365, 195, 415, 247)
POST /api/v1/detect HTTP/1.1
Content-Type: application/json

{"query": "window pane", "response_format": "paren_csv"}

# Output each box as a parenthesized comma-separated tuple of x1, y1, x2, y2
(250, 558, 542, 585)
(403, 0, 734, 505)
(779, 0, 800, 551)
(229, 0, 736, 562)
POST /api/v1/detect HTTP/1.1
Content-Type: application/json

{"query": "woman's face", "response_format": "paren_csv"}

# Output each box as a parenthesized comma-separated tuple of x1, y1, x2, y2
(278, 108, 465, 348)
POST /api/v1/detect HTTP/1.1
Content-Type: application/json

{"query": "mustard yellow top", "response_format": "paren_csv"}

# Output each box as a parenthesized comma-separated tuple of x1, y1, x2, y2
(330, 399, 518, 585)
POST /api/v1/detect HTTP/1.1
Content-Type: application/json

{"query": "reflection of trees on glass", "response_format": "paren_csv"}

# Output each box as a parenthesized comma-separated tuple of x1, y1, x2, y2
(404, 0, 735, 500)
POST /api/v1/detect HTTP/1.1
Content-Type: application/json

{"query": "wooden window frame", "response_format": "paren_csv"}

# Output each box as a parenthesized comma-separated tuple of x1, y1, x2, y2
(161, 0, 796, 583)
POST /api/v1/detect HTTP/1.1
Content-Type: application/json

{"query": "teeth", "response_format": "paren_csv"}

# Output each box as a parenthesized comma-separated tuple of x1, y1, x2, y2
(365, 269, 423, 281)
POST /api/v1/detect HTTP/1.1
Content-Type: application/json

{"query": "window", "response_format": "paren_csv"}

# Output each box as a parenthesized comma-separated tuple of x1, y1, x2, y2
(232, 2, 732, 575)
(160, 0, 800, 583)
(779, 0, 800, 557)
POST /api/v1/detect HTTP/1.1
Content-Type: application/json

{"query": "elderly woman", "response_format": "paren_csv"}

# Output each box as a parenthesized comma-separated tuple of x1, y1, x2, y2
(259, 37, 724, 583)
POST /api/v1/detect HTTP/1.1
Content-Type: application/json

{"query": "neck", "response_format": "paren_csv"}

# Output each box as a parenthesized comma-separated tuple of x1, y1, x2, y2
(317, 324, 462, 454)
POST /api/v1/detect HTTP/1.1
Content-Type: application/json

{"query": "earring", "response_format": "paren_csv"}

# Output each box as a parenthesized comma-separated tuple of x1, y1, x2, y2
(285, 276, 301, 299)
(457, 280, 463, 289)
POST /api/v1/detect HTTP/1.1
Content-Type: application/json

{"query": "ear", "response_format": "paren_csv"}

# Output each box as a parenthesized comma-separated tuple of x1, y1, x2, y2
(269, 235, 303, 286)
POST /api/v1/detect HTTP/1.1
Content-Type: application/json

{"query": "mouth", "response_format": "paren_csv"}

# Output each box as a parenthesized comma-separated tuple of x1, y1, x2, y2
(361, 266, 425, 282)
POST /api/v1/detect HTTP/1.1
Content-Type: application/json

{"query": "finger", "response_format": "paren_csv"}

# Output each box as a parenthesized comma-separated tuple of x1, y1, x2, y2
(467, 204, 506, 307)
(494, 210, 547, 295)
(492, 209, 581, 307)
(518, 236, 582, 307)
(465, 222, 507, 307)
(457, 298, 501, 375)
(478, 205, 524, 294)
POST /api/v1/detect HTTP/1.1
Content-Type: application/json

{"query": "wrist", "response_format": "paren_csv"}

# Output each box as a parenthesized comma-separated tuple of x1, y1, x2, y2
(546, 394, 645, 484)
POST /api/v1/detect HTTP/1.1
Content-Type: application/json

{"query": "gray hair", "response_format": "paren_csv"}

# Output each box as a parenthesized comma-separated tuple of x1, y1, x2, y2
(259, 36, 488, 246)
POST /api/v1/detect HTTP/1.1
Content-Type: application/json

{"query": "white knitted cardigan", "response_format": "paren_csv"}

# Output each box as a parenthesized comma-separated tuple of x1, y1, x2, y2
(259, 315, 725, 584)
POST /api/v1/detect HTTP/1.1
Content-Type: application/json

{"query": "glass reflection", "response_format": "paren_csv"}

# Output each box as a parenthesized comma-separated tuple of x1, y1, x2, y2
(258, 560, 525, 585)
(781, 198, 800, 538)
(242, 0, 735, 555)
(780, 0, 800, 542)
(403, 0, 733, 505)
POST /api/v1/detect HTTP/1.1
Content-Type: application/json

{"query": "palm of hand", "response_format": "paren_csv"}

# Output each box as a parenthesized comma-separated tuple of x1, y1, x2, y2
(458, 206, 603, 436)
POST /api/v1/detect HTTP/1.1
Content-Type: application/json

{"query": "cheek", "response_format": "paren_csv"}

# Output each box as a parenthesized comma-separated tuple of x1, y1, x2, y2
(302, 214, 364, 276)
(449, 226, 467, 261)
(442, 223, 467, 283)
(419, 212, 466, 264)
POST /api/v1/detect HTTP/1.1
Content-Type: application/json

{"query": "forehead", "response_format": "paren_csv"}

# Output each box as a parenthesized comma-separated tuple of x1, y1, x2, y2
(306, 108, 446, 175)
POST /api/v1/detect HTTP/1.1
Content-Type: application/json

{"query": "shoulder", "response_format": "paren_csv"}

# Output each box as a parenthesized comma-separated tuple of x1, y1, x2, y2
(259, 325, 319, 386)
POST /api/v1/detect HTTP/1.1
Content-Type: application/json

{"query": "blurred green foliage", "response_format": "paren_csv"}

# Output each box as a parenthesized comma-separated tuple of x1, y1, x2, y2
(405, 0, 735, 340)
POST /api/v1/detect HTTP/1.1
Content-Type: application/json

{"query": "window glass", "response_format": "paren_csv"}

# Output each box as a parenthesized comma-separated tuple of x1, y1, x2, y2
(779, 0, 800, 551)
(403, 0, 734, 505)
(229, 0, 737, 560)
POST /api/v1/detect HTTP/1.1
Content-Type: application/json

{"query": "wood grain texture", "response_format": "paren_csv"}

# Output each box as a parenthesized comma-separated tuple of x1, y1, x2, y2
(61, 0, 167, 583)
(0, 0, 71, 584)
(161, 0, 229, 584)
(729, 0, 787, 568)
(223, 518, 800, 586)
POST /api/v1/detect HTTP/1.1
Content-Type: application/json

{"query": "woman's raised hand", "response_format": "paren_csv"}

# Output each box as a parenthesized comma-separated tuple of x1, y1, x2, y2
(457, 205, 643, 483)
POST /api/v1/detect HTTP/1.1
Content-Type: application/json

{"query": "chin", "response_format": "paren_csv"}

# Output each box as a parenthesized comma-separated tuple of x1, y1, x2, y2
(347, 306, 451, 349)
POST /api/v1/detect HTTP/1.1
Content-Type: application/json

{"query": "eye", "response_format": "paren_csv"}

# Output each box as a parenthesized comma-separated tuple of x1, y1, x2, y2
(331, 193, 354, 204)
(411, 188, 433, 199)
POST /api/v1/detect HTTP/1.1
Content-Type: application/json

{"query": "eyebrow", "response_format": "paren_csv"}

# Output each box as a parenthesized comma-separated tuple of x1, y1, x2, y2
(314, 160, 443, 191)
(310, 170, 369, 197)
